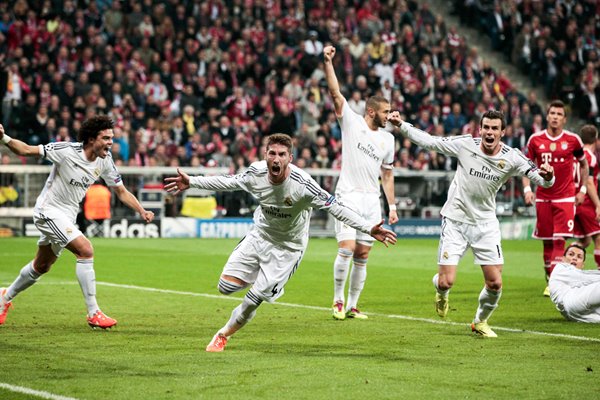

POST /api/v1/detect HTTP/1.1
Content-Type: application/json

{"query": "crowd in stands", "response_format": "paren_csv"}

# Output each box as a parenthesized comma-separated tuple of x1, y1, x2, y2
(0, 0, 596, 178)
(454, 0, 600, 126)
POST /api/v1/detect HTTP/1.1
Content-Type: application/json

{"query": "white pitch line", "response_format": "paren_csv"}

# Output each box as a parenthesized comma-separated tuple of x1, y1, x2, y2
(0, 382, 79, 400)
(32, 281, 600, 343)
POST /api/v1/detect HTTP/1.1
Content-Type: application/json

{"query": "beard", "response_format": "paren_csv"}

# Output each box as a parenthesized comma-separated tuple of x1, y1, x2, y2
(373, 113, 386, 128)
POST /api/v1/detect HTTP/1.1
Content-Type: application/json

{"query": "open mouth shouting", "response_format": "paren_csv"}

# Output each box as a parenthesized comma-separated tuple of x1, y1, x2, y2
(271, 163, 281, 175)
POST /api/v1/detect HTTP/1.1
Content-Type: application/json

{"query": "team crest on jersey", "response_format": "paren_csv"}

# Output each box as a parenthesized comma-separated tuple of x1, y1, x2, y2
(497, 160, 506, 169)
(93, 168, 101, 177)
(561, 142, 568, 150)
(550, 143, 556, 151)
(284, 197, 293, 207)
(66, 228, 73, 235)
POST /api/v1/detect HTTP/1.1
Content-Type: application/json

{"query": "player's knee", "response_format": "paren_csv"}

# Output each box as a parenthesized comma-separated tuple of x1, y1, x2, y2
(217, 277, 246, 295)
(486, 279, 502, 291)
(337, 248, 353, 259)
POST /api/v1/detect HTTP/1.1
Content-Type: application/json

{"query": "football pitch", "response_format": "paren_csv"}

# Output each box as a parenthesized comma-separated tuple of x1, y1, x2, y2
(1, 237, 599, 399)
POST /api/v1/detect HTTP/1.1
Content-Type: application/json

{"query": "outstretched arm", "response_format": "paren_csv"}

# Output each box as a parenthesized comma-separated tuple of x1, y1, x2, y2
(323, 45, 345, 116)
(164, 167, 246, 195)
(113, 185, 155, 222)
(0, 124, 41, 157)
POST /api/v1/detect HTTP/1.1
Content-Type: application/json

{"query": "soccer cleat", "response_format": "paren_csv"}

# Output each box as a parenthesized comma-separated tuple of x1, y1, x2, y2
(435, 293, 449, 318)
(332, 301, 345, 320)
(206, 333, 228, 352)
(543, 286, 550, 297)
(345, 307, 368, 320)
(471, 321, 498, 338)
(0, 288, 12, 325)
(87, 310, 117, 329)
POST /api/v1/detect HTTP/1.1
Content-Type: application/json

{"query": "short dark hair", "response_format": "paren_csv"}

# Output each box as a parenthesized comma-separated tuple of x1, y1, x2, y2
(77, 115, 114, 144)
(564, 243, 586, 260)
(580, 124, 598, 145)
(480, 110, 506, 130)
(365, 96, 389, 113)
(266, 133, 293, 153)
(547, 100, 566, 115)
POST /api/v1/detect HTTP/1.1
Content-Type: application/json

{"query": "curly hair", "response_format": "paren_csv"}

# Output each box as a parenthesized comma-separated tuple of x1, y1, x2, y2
(77, 115, 114, 144)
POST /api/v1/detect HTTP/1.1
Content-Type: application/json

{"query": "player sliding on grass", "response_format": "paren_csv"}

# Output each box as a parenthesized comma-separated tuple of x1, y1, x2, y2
(549, 243, 600, 323)
(392, 110, 554, 337)
(164, 133, 397, 352)
(0, 117, 154, 329)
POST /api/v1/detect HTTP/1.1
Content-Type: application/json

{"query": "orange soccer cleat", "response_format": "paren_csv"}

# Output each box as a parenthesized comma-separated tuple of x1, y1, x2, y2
(87, 310, 118, 329)
(0, 288, 13, 325)
(206, 333, 228, 352)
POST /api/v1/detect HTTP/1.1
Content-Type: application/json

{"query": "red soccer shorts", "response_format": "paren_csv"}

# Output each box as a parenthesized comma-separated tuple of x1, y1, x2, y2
(574, 202, 600, 238)
(533, 200, 575, 239)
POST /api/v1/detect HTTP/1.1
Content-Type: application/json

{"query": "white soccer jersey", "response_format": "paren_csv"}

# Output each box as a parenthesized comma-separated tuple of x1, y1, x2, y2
(34, 142, 123, 221)
(549, 262, 600, 323)
(400, 123, 555, 224)
(188, 161, 372, 250)
(336, 100, 395, 194)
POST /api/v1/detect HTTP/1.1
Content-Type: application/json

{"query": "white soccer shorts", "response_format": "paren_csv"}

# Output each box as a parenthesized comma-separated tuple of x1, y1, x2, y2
(222, 228, 305, 303)
(334, 191, 381, 245)
(561, 283, 600, 323)
(438, 217, 504, 266)
(34, 209, 83, 256)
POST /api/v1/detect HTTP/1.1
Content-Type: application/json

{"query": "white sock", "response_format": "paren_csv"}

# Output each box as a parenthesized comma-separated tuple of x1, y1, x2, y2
(474, 287, 502, 323)
(346, 258, 367, 310)
(432, 273, 449, 297)
(5, 261, 41, 302)
(219, 295, 260, 337)
(333, 248, 353, 304)
(76, 259, 99, 316)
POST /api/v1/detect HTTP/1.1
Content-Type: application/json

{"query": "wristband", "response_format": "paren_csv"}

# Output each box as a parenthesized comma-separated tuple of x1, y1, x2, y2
(389, 204, 397, 211)
(1, 134, 11, 144)
(580, 185, 588, 195)
(523, 186, 532, 194)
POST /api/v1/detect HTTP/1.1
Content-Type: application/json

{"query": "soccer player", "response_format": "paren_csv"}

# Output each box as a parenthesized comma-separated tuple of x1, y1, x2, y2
(522, 100, 588, 296)
(549, 243, 600, 323)
(323, 45, 399, 320)
(394, 110, 554, 337)
(164, 134, 397, 352)
(0, 117, 154, 329)
(573, 125, 600, 269)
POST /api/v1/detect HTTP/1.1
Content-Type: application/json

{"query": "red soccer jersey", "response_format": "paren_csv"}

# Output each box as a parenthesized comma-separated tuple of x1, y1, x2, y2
(574, 148, 599, 207)
(525, 129, 585, 200)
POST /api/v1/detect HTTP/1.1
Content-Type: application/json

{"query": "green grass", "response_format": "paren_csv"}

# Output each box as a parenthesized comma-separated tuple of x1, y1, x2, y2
(1, 237, 599, 399)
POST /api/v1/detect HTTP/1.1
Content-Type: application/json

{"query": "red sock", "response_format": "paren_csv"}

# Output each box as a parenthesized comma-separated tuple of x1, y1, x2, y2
(547, 238, 566, 276)
(543, 241, 553, 278)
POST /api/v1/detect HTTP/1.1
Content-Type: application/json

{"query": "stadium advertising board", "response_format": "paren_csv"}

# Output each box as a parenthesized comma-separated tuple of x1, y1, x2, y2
(23, 218, 161, 238)
(391, 218, 441, 238)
